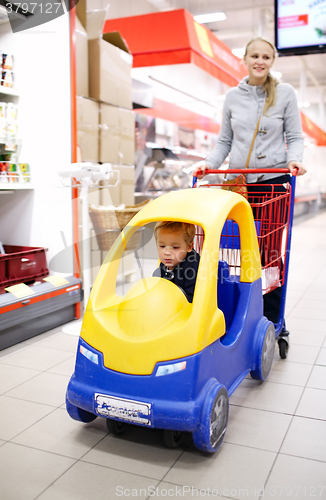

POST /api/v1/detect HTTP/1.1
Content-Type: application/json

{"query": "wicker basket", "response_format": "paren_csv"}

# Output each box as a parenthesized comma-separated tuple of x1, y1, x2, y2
(89, 200, 150, 251)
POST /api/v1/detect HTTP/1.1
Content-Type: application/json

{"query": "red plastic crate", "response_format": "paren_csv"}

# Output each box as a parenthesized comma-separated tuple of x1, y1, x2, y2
(0, 260, 5, 285)
(0, 245, 49, 287)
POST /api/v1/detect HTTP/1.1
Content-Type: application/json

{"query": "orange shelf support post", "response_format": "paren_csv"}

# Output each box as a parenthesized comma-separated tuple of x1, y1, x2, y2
(70, 0, 81, 319)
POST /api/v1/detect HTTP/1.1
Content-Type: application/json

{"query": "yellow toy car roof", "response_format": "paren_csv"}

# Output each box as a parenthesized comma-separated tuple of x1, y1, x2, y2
(130, 187, 246, 229)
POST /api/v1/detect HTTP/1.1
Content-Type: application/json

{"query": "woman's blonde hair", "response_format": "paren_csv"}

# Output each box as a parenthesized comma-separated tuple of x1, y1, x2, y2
(154, 221, 196, 246)
(244, 36, 279, 114)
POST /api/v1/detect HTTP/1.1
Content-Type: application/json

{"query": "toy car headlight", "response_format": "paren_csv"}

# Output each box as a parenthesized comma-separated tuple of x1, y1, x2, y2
(156, 361, 186, 376)
(80, 345, 99, 365)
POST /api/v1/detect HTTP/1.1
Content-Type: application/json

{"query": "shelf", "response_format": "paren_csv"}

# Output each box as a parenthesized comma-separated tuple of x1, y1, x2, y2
(0, 87, 19, 97)
(0, 183, 34, 191)
(0, 276, 82, 350)
(0, 138, 22, 147)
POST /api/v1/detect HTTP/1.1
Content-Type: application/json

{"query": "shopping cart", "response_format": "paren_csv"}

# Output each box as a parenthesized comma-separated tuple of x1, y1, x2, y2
(192, 168, 298, 359)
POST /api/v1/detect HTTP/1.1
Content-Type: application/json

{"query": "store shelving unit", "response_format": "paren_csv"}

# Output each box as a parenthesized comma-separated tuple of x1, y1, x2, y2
(0, 276, 82, 350)
(0, 84, 27, 188)
(0, 13, 82, 350)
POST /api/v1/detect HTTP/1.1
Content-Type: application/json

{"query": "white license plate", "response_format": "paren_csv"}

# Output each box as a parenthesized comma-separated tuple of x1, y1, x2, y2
(95, 393, 152, 426)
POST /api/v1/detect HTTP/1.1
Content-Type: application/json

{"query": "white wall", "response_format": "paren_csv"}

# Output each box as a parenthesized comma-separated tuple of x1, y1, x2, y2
(298, 86, 326, 132)
(301, 146, 326, 194)
(0, 14, 74, 274)
(301, 103, 326, 133)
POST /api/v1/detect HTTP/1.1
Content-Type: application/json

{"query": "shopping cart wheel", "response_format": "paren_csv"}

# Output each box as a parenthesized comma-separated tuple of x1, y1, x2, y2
(278, 338, 289, 359)
(192, 384, 229, 453)
(163, 430, 184, 448)
(251, 322, 275, 381)
(106, 419, 128, 435)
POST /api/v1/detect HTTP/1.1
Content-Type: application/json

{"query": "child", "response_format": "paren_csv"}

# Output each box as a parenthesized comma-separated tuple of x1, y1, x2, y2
(153, 221, 200, 303)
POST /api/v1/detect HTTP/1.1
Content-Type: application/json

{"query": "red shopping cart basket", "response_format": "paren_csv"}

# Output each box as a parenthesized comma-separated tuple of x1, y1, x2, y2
(192, 169, 295, 295)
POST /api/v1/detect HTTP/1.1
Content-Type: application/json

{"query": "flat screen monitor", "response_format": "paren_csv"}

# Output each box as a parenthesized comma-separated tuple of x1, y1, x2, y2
(275, 0, 326, 56)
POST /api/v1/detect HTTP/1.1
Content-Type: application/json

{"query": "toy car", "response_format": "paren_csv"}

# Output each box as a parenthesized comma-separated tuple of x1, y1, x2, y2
(66, 187, 275, 453)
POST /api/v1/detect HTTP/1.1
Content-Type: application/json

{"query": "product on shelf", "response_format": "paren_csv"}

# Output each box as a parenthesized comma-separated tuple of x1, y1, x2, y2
(1, 70, 14, 88)
(2, 54, 14, 70)
(18, 163, 30, 182)
(0, 53, 14, 88)
(6, 102, 17, 121)
(0, 101, 17, 143)
(8, 163, 17, 182)
(0, 102, 6, 139)
(0, 162, 8, 182)
(0, 102, 5, 119)
(7, 120, 17, 137)
(0, 154, 29, 184)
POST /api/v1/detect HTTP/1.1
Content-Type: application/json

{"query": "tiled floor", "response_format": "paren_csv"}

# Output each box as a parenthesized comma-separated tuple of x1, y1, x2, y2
(1, 209, 326, 500)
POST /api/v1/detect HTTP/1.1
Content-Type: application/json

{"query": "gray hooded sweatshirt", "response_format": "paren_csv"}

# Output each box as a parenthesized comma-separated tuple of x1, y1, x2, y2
(205, 77, 304, 183)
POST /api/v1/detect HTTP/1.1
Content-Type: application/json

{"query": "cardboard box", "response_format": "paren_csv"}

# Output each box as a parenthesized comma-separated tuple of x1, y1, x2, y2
(76, 96, 99, 162)
(76, 1, 108, 39)
(88, 32, 133, 109)
(96, 163, 136, 286)
(75, 16, 89, 97)
(119, 165, 135, 207)
(76, 1, 132, 109)
(99, 103, 135, 165)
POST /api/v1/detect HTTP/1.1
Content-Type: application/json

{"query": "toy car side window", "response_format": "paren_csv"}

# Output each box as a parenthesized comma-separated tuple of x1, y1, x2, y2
(219, 219, 241, 277)
(216, 220, 242, 332)
(114, 222, 155, 296)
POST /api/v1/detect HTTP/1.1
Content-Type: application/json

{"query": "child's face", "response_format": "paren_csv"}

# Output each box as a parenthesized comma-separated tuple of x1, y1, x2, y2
(156, 229, 193, 271)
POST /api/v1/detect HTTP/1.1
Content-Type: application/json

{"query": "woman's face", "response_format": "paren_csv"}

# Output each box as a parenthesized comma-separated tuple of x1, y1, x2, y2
(244, 40, 275, 86)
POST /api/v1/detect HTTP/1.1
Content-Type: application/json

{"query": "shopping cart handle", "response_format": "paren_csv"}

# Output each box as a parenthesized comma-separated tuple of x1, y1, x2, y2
(192, 167, 296, 186)
(195, 168, 291, 175)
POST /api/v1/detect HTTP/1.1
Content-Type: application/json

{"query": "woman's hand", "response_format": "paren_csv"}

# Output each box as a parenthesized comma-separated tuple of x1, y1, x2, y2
(195, 163, 210, 179)
(287, 160, 307, 176)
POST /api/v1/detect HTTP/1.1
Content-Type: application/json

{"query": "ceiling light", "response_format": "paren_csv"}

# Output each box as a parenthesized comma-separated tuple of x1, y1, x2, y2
(194, 12, 226, 24)
(232, 47, 245, 59)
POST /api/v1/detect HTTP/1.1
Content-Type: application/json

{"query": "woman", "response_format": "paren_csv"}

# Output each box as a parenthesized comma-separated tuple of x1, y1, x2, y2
(201, 36, 307, 330)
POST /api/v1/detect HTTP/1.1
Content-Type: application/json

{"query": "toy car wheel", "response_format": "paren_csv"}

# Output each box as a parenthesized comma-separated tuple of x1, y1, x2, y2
(192, 384, 229, 453)
(278, 338, 288, 359)
(251, 323, 275, 381)
(163, 430, 184, 449)
(65, 394, 97, 423)
(106, 419, 129, 435)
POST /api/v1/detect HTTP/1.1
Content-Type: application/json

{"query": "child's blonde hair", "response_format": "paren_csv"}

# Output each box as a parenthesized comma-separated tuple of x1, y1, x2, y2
(154, 221, 196, 246)
(244, 36, 278, 114)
